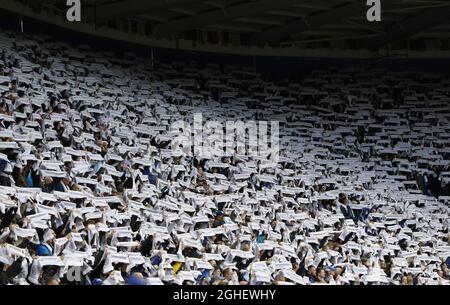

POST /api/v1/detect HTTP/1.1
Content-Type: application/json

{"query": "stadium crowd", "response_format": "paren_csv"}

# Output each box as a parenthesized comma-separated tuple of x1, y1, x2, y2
(0, 29, 449, 285)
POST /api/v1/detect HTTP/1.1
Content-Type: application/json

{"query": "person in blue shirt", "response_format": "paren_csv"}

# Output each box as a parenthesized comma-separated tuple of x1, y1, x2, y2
(126, 272, 147, 285)
(35, 244, 52, 256)
(307, 265, 317, 283)
(141, 165, 158, 186)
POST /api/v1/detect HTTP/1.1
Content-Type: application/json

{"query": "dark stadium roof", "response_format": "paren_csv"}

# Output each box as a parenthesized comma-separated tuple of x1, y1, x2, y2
(3, 0, 450, 52)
